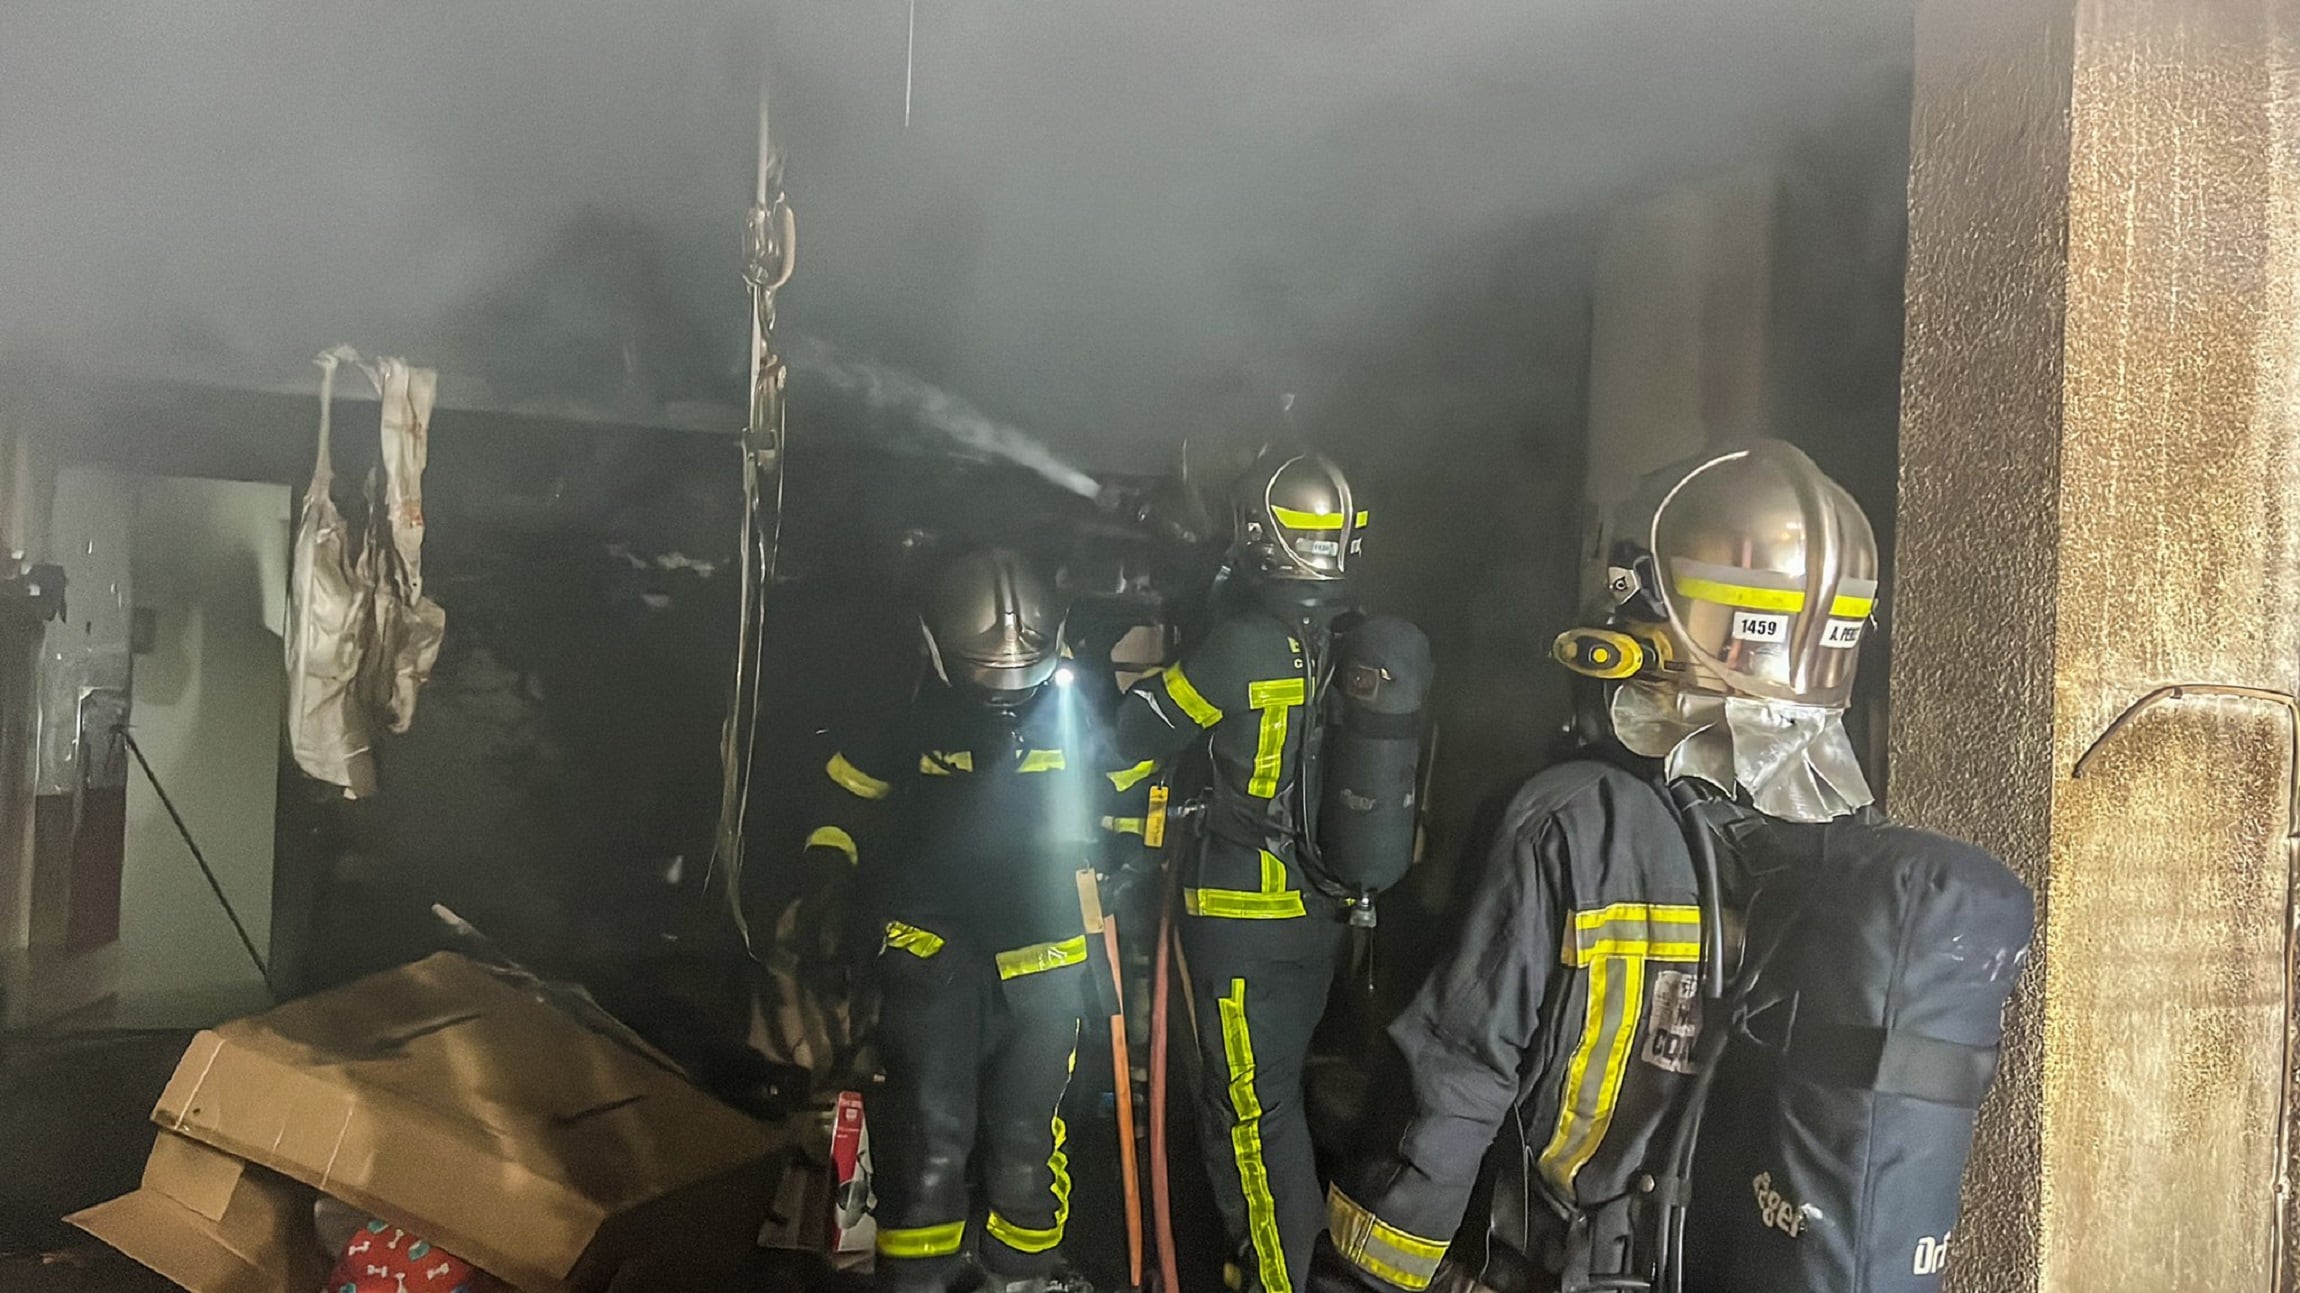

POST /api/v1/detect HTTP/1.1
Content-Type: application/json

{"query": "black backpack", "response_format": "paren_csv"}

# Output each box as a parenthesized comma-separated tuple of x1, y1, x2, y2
(1680, 820, 2033, 1293)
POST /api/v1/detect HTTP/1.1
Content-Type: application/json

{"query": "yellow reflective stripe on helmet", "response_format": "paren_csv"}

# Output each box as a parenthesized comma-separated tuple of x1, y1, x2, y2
(919, 750, 974, 775)
(1563, 903, 1704, 967)
(1671, 575, 1806, 614)
(804, 826, 859, 865)
(884, 921, 945, 959)
(877, 1220, 967, 1258)
(1355, 510, 1370, 527)
(996, 935, 1090, 980)
(828, 752, 892, 800)
(1218, 979, 1292, 1293)
(1162, 664, 1225, 728)
(1245, 677, 1307, 799)
(1108, 759, 1159, 793)
(1019, 749, 1068, 773)
(1540, 948, 1649, 1194)
(1327, 1187, 1447, 1291)
(1270, 505, 1349, 530)
(1185, 850, 1306, 920)
(1831, 593, 1877, 618)
(1668, 558, 1808, 614)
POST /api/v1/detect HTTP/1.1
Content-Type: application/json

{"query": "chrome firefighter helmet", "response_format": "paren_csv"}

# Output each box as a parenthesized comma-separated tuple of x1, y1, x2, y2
(1553, 440, 1880, 821)
(919, 548, 1065, 697)
(1559, 440, 1878, 707)
(1230, 451, 1364, 581)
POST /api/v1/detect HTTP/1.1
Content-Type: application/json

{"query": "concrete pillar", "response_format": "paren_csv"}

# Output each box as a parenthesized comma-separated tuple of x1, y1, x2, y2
(1891, 1, 2300, 1290)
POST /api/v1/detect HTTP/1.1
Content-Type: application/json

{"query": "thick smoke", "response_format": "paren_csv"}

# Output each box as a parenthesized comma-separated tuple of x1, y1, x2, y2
(1, 0, 1911, 468)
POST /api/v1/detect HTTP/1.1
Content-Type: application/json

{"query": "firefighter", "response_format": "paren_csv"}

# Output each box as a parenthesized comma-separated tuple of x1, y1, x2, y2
(1316, 441, 1884, 1293)
(803, 548, 1121, 1293)
(1113, 450, 1371, 1293)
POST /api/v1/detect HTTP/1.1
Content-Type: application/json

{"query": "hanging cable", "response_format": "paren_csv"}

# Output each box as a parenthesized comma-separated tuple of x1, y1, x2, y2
(117, 725, 275, 997)
(710, 48, 797, 956)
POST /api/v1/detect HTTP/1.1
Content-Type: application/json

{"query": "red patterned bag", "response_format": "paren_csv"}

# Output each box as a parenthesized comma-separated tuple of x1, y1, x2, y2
(326, 1217, 511, 1293)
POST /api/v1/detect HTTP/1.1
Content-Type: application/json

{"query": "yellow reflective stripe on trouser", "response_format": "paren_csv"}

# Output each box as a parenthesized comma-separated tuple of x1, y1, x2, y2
(1327, 1186, 1448, 1291)
(1218, 979, 1291, 1293)
(1246, 677, 1307, 798)
(1563, 903, 1704, 967)
(1186, 850, 1307, 920)
(828, 751, 892, 800)
(920, 750, 974, 775)
(884, 921, 945, 959)
(1019, 749, 1068, 773)
(1163, 664, 1226, 727)
(987, 1211, 1063, 1255)
(1108, 759, 1159, 793)
(996, 935, 1090, 980)
(988, 1028, 1078, 1256)
(878, 1219, 967, 1258)
(804, 825, 858, 865)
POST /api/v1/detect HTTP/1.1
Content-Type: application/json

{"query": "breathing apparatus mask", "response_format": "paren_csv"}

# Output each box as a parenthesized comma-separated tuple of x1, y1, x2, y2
(1552, 440, 1879, 823)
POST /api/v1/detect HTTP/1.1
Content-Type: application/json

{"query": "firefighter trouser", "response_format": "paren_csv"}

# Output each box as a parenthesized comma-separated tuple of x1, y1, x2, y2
(869, 924, 1087, 1291)
(1182, 876, 1346, 1293)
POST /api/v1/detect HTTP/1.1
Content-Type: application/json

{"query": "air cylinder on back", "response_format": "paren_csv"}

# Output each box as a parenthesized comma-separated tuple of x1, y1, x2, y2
(1315, 615, 1433, 898)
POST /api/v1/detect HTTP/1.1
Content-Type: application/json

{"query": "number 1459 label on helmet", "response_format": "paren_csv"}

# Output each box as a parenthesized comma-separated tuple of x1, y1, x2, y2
(1730, 610, 1790, 643)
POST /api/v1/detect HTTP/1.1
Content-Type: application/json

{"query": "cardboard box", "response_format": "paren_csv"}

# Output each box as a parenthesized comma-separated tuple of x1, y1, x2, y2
(85, 953, 781, 1292)
(70, 1130, 324, 1293)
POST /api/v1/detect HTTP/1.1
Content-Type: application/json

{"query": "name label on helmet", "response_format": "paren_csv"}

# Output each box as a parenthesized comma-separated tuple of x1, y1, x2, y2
(1731, 610, 1791, 643)
(1823, 619, 1865, 648)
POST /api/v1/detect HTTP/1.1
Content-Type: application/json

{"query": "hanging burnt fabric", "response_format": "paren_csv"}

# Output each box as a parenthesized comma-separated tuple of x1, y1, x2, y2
(283, 348, 444, 798)
(357, 356, 444, 735)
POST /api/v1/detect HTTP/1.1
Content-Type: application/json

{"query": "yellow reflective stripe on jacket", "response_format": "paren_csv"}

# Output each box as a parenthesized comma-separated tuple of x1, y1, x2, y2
(884, 921, 945, 959)
(1327, 1187, 1447, 1291)
(1218, 979, 1292, 1293)
(988, 1028, 1078, 1256)
(1019, 749, 1068, 773)
(877, 1219, 966, 1258)
(1162, 664, 1225, 728)
(1245, 677, 1307, 799)
(828, 752, 893, 800)
(1102, 816, 1145, 836)
(804, 825, 859, 865)
(996, 935, 1090, 980)
(919, 750, 974, 775)
(1563, 903, 1704, 966)
(1538, 904, 1703, 1196)
(1108, 759, 1159, 793)
(1185, 850, 1307, 920)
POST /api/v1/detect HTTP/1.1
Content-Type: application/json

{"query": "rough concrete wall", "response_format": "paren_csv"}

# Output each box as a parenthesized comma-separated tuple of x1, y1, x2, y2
(2043, 1, 2300, 1286)
(1897, 0, 2300, 1288)
(1894, 0, 2074, 1282)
